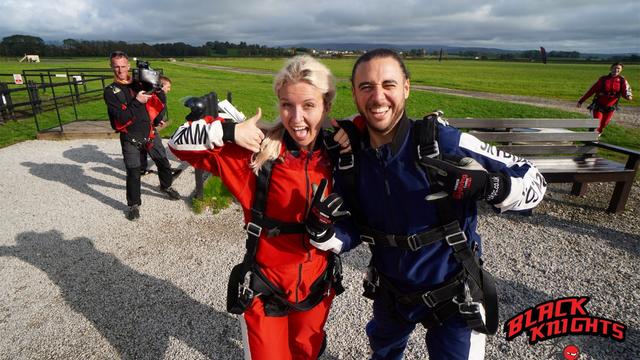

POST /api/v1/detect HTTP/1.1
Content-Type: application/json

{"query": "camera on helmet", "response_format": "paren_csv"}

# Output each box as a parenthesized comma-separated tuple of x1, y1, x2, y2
(184, 92, 219, 121)
(132, 59, 161, 93)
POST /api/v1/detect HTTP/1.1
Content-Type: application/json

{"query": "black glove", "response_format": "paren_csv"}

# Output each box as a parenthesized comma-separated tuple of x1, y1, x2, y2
(421, 155, 509, 204)
(306, 179, 350, 242)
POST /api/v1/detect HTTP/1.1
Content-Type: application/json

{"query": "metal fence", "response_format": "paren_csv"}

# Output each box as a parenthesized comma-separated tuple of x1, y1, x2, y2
(0, 68, 116, 130)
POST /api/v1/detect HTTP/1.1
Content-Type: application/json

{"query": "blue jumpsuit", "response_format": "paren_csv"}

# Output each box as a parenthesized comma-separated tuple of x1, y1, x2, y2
(335, 114, 546, 360)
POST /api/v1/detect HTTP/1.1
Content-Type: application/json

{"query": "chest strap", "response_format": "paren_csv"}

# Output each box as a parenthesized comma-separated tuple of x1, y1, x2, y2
(358, 221, 464, 251)
(244, 160, 305, 244)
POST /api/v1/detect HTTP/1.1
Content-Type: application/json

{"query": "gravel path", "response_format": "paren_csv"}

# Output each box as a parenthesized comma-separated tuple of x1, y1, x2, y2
(1, 139, 638, 359)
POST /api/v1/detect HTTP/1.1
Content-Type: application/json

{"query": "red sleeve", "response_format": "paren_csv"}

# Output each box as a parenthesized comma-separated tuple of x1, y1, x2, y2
(145, 93, 165, 123)
(578, 77, 602, 103)
(169, 118, 256, 208)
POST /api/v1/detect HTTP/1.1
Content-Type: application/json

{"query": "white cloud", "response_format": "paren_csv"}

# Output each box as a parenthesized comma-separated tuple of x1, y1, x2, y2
(0, 0, 637, 53)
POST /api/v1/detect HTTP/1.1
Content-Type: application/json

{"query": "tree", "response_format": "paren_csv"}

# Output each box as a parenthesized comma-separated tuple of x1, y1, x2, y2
(1, 34, 46, 56)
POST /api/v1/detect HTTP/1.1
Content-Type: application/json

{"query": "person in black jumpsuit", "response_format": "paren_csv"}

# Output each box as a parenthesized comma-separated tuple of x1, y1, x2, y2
(103, 51, 180, 220)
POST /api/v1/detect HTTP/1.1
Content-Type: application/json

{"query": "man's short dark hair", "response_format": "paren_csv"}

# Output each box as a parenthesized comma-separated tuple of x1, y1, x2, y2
(351, 48, 410, 84)
(110, 51, 129, 61)
(610, 62, 624, 70)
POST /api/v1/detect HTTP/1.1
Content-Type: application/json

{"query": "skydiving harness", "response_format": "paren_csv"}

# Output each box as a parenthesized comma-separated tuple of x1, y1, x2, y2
(107, 83, 157, 150)
(226, 159, 344, 317)
(325, 113, 498, 334)
(588, 75, 626, 113)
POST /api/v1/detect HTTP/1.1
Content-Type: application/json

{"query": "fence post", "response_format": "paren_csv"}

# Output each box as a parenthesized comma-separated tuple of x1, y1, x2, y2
(194, 91, 224, 200)
(46, 71, 64, 132)
(26, 80, 41, 131)
(73, 76, 81, 102)
(40, 73, 46, 93)
(81, 72, 87, 93)
(0, 83, 16, 122)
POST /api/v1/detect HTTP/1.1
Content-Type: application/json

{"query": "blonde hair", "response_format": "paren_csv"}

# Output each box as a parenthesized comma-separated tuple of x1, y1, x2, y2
(250, 55, 336, 173)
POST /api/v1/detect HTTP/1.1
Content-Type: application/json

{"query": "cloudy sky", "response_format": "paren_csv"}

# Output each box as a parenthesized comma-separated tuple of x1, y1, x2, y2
(1, 0, 638, 53)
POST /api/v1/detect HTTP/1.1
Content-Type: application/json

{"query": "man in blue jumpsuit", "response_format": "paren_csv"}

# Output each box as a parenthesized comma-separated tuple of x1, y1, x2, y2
(323, 49, 546, 360)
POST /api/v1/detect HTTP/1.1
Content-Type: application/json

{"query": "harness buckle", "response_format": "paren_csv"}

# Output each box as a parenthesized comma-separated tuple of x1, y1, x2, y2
(238, 271, 255, 300)
(338, 154, 354, 170)
(267, 227, 280, 237)
(445, 230, 467, 247)
(407, 234, 421, 251)
(453, 296, 483, 315)
(454, 281, 481, 315)
(417, 142, 440, 160)
(323, 136, 340, 151)
(246, 222, 262, 237)
(360, 234, 375, 245)
(420, 291, 439, 307)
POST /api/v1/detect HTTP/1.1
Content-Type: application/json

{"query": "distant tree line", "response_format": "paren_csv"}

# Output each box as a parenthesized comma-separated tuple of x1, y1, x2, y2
(2, 34, 638, 62)
(0, 34, 292, 58)
(405, 47, 639, 62)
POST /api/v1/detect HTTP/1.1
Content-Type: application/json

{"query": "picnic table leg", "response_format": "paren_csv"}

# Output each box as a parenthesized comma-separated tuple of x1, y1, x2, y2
(608, 154, 640, 213)
(195, 168, 204, 200)
(571, 182, 588, 196)
(608, 180, 632, 213)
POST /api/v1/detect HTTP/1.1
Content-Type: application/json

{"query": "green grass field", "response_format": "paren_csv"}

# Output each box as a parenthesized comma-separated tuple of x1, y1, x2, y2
(192, 57, 639, 105)
(0, 57, 637, 150)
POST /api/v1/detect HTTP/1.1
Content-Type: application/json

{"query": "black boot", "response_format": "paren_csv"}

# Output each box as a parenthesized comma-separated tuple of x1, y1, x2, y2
(127, 205, 140, 220)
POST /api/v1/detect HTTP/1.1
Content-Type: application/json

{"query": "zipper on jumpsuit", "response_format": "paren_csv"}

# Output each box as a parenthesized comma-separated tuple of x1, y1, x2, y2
(375, 148, 404, 274)
(295, 151, 314, 304)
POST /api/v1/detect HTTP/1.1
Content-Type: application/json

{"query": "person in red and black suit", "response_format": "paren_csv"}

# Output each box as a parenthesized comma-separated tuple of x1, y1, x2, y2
(578, 62, 633, 134)
(103, 51, 180, 221)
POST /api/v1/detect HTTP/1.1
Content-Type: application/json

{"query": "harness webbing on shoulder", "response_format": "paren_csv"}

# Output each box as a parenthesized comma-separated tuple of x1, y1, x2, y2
(331, 113, 498, 334)
(590, 76, 625, 113)
(107, 84, 156, 146)
(227, 160, 343, 317)
(414, 114, 498, 334)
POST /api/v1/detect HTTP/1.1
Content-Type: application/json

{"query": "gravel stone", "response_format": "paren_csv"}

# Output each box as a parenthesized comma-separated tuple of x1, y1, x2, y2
(0, 139, 638, 359)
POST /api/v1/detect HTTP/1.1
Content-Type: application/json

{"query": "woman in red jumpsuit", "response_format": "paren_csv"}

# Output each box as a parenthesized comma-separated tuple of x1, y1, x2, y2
(169, 55, 348, 360)
(577, 62, 633, 134)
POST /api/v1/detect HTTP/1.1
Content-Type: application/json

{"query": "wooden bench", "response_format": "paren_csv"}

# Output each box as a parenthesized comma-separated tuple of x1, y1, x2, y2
(446, 118, 640, 213)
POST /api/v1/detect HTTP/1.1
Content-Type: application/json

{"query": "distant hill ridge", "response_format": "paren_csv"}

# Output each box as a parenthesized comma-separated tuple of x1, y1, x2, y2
(289, 42, 637, 57)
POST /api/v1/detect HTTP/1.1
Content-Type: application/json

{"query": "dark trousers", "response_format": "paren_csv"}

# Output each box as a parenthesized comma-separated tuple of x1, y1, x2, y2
(120, 130, 172, 206)
(140, 151, 149, 171)
(366, 294, 485, 360)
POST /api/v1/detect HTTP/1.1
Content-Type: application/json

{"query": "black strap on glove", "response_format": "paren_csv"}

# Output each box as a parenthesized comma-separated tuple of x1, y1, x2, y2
(421, 155, 509, 204)
(306, 179, 350, 242)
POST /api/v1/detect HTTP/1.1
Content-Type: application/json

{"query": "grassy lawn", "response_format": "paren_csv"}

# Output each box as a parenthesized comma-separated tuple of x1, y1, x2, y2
(5, 57, 617, 148)
(1, 57, 637, 149)
(194, 58, 639, 105)
(1, 56, 638, 211)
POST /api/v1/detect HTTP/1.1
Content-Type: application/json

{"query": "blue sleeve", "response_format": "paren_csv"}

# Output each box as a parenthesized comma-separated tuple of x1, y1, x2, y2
(437, 123, 547, 212)
(331, 169, 363, 253)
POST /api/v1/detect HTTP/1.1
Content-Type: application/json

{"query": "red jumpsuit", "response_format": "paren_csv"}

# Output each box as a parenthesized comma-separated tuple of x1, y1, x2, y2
(578, 75, 633, 133)
(169, 117, 335, 360)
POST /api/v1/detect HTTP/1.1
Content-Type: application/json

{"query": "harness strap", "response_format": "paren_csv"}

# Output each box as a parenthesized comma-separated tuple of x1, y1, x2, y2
(357, 221, 463, 251)
(234, 155, 342, 316)
(244, 160, 275, 260)
(380, 270, 466, 308)
(245, 217, 306, 238)
(592, 76, 624, 113)
(250, 255, 343, 316)
(330, 113, 499, 334)
(414, 114, 499, 335)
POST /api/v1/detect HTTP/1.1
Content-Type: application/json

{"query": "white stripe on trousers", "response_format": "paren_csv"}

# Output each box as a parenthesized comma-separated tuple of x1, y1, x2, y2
(468, 304, 487, 360)
(240, 314, 252, 360)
